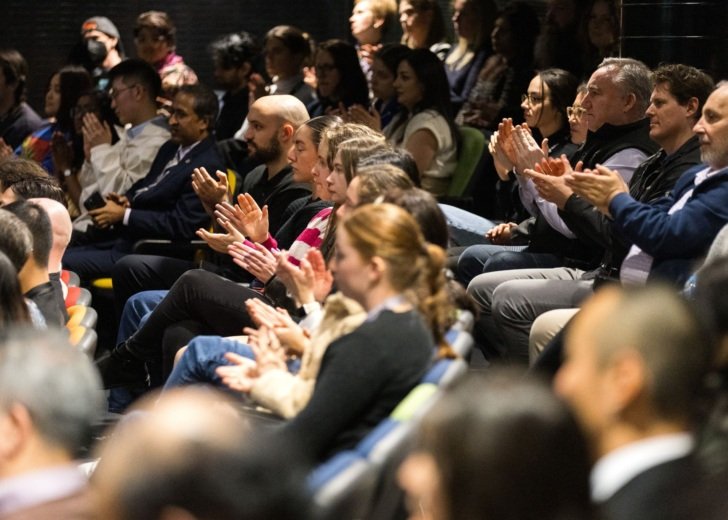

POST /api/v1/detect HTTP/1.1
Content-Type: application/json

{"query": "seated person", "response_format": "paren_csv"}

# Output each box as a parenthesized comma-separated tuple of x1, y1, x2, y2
(3, 201, 66, 327)
(62, 84, 224, 280)
(0, 49, 43, 149)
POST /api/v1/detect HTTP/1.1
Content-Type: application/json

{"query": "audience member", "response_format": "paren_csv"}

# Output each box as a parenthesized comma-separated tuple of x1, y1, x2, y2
(456, 2, 539, 132)
(250, 25, 316, 106)
(94, 389, 311, 520)
(0, 251, 30, 326)
(63, 84, 224, 279)
(72, 59, 170, 232)
(555, 285, 712, 520)
(0, 327, 104, 519)
(0, 49, 43, 150)
(399, 371, 593, 520)
(581, 0, 619, 74)
(4, 201, 66, 327)
(307, 40, 369, 117)
(349, 0, 397, 77)
(0, 173, 65, 206)
(69, 16, 125, 89)
(134, 10, 198, 98)
(209, 31, 258, 140)
(384, 48, 458, 195)
(399, 0, 450, 60)
(534, 0, 587, 78)
(568, 82, 589, 144)
(445, 0, 497, 111)
(15, 66, 92, 175)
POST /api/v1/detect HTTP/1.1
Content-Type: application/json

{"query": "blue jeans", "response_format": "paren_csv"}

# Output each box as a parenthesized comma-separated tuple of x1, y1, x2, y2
(164, 335, 301, 391)
(439, 204, 496, 247)
(456, 244, 548, 285)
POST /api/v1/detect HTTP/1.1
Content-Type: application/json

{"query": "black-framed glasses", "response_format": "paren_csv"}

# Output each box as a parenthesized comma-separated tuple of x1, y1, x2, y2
(521, 93, 544, 105)
(567, 106, 587, 119)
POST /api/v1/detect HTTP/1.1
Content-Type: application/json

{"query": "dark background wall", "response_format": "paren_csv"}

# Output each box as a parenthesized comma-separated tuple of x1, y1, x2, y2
(1, 0, 726, 114)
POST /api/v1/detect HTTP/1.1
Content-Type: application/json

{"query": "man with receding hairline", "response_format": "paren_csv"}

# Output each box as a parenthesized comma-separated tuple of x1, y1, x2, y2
(555, 285, 712, 520)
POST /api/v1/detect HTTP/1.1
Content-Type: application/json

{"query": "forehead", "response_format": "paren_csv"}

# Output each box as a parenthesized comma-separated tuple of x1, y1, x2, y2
(651, 82, 677, 101)
(172, 92, 196, 113)
(316, 50, 334, 64)
(84, 29, 111, 40)
(703, 86, 728, 116)
(588, 67, 617, 89)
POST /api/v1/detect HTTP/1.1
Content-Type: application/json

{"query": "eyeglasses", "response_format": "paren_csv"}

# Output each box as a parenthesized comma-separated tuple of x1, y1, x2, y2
(521, 93, 544, 105)
(567, 106, 587, 119)
(109, 84, 138, 100)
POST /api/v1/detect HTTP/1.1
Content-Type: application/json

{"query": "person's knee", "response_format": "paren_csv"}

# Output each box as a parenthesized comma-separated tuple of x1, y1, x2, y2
(491, 282, 529, 323)
(457, 246, 489, 284)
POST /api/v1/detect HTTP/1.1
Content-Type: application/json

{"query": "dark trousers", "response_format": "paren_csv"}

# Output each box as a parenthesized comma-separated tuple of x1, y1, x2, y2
(124, 269, 269, 379)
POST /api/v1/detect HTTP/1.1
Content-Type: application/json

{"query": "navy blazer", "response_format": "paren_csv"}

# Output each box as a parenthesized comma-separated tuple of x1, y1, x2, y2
(122, 136, 224, 241)
(609, 163, 728, 283)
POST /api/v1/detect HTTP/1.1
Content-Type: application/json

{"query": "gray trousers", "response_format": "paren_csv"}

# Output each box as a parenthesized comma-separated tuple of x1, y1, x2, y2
(466, 267, 594, 364)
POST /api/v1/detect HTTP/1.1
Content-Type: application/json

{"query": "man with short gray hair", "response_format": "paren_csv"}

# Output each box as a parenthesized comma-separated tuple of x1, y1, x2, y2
(0, 328, 104, 519)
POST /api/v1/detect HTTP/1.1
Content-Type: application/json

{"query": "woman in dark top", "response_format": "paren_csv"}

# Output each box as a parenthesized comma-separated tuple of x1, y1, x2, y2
(307, 40, 369, 118)
(282, 202, 452, 461)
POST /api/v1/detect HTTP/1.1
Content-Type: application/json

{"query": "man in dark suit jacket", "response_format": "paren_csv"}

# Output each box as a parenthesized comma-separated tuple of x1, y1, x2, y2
(554, 285, 713, 520)
(62, 84, 224, 279)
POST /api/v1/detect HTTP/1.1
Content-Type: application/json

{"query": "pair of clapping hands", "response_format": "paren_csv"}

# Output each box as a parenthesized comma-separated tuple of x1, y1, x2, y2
(488, 118, 629, 213)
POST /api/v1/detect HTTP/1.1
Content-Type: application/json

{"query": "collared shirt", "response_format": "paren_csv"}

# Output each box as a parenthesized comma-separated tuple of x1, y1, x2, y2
(620, 165, 718, 285)
(0, 465, 88, 517)
(591, 433, 694, 503)
(126, 114, 168, 140)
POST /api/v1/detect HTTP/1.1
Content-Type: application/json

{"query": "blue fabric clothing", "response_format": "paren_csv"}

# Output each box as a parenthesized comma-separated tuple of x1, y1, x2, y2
(440, 203, 496, 247)
(609, 164, 728, 284)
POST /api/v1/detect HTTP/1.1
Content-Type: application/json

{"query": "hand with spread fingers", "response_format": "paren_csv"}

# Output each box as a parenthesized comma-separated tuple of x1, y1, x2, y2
(523, 155, 579, 209)
(347, 104, 382, 131)
(275, 249, 333, 305)
(192, 166, 229, 215)
(228, 241, 278, 282)
(512, 125, 549, 174)
(489, 130, 515, 181)
(246, 299, 308, 356)
(82, 112, 112, 150)
(196, 228, 238, 254)
(566, 164, 629, 215)
(216, 352, 260, 393)
(227, 193, 269, 243)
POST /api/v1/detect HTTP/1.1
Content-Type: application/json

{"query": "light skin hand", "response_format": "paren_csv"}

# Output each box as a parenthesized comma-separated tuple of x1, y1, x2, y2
(229, 241, 277, 283)
(566, 164, 628, 215)
(50, 132, 74, 174)
(485, 222, 517, 245)
(347, 104, 382, 131)
(0, 138, 12, 159)
(196, 228, 237, 254)
(274, 248, 333, 305)
(231, 193, 269, 242)
(216, 352, 259, 394)
(512, 126, 548, 173)
(192, 167, 229, 215)
(246, 299, 308, 355)
(82, 113, 112, 149)
(489, 131, 515, 180)
(523, 156, 577, 209)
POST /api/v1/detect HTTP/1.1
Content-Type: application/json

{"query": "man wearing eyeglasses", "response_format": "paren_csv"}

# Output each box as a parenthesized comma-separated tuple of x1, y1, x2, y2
(73, 58, 170, 233)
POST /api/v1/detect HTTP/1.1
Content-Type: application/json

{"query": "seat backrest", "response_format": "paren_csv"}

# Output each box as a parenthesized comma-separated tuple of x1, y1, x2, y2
(447, 126, 486, 197)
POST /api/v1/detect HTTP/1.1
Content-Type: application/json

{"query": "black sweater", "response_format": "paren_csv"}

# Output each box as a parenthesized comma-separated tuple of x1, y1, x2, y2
(281, 309, 433, 462)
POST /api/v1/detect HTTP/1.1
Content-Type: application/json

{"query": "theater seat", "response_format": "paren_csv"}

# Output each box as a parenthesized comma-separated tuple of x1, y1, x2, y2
(68, 326, 97, 358)
(66, 305, 98, 330)
(65, 286, 92, 308)
(60, 269, 80, 287)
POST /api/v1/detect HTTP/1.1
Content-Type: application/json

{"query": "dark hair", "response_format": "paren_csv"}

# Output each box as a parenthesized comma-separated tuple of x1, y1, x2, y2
(108, 58, 162, 102)
(390, 49, 460, 150)
(10, 176, 65, 206)
(265, 25, 311, 65)
(0, 157, 48, 191)
(53, 66, 93, 132)
(175, 84, 219, 131)
(0, 49, 28, 104)
(75, 88, 120, 143)
(303, 115, 341, 149)
(373, 43, 410, 76)
(358, 146, 421, 187)
(498, 3, 540, 64)
(653, 64, 715, 123)
(405, 0, 447, 48)
(460, 0, 498, 50)
(382, 187, 448, 249)
(416, 371, 593, 520)
(316, 40, 369, 107)
(0, 209, 32, 271)
(4, 201, 52, 268)
(134, 11, 176, 46)
(0, 251, 29, 325)
(210, 31, 259, 70)
(537, 68, 579, 129)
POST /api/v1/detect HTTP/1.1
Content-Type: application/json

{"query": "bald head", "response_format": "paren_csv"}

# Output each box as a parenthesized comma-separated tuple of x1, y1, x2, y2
(30, 198, 72, 273)
(251, 94, 309, 129)
(94, 389, 310, 520)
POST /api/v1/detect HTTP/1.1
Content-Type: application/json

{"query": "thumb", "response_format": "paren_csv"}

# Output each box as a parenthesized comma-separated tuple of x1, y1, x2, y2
(541, 138, 549, 155)
(574, 160, 584, 173)
(261, 205, 269, 220)
(216, 170, 229, 186)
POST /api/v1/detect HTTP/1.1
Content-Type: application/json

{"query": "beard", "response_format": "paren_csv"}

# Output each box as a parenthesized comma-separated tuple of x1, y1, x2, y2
(248, 136, 281, 163)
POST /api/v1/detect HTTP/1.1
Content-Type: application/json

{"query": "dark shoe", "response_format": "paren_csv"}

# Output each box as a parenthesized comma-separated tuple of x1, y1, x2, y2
(95, 344, 148, 389)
